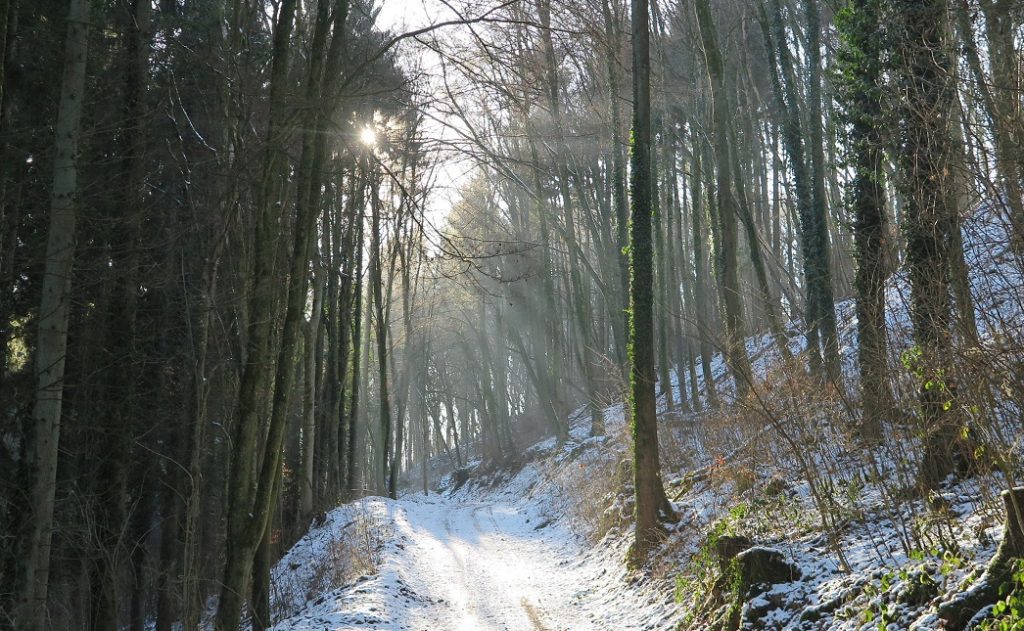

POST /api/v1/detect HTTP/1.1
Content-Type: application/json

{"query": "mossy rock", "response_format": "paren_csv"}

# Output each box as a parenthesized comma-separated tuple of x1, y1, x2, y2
(732, 546, 802, 596)
(705, 541, 802, 631)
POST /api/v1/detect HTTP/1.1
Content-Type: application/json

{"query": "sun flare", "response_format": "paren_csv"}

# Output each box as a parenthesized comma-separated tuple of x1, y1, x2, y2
(359, 127, 377, 146)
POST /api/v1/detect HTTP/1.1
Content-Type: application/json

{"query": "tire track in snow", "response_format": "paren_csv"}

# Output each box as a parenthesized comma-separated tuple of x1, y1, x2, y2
(393, 496, 572, 630)
(520, 597, 553, 631)
(272, 489, 677, 631)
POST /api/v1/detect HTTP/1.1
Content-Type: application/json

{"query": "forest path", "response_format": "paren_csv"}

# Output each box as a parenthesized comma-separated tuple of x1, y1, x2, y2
(272, 490, 627, 631)
(390, 494, 576, 630)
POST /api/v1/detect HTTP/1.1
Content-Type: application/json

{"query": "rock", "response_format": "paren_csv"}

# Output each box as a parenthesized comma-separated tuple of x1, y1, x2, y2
(715, 535, 753, 573)
(713, 536, 799, 593)
(703, 539, 802, 631)
(732, 546, 802, 595)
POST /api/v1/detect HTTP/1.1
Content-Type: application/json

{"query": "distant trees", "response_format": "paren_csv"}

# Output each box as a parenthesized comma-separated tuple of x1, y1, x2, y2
(422, 0, 1020, 502)
(761, 0, 840, 382)
(693, 0, 754, 397)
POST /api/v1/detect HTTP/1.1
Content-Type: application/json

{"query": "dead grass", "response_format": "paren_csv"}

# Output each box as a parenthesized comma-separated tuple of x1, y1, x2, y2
(269, 501, 392, 624)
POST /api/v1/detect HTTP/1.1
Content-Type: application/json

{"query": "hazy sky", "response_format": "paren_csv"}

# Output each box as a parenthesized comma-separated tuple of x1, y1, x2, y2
(376, 0, 450, 33)
(371, 0, 480, 242)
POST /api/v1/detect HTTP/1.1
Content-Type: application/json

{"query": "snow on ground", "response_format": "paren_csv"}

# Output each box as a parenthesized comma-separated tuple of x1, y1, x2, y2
(270, 424, 682, 631)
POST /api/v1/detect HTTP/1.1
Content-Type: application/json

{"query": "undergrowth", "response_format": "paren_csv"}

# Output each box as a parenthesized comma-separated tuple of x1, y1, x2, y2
(980, 560, 1024, 630)
(269, 501, 392, 624)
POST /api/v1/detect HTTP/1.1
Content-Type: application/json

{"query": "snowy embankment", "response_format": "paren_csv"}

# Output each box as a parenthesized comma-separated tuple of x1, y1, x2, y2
(269, 419, 683, 630)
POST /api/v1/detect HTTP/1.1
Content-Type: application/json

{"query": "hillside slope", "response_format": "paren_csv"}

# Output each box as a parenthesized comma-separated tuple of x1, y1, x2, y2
(265, 206, 1024, 631)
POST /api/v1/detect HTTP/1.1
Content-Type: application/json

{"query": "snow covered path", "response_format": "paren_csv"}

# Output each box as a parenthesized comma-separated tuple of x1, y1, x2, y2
(377, 495, 573, 630)
(270, 486, 679, 631)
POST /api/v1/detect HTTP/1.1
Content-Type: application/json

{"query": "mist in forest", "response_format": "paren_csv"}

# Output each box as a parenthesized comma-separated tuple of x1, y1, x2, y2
(2, 0, 1024, 629)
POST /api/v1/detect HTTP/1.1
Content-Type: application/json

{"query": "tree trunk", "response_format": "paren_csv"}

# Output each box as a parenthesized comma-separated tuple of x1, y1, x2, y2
(837, 0, 894, 437)
(538, 0, 604, 435)
(694, 0, 754, 398)
(92, 3, 154, 626)
(601, 0, 629, 372)
(331, 215, 355, 501)
(300, 268, 326, 520)
(803, 0, 841, 381)
(729, 125, 791, 362)
(369, 169, 394, 497)
(17, 0, 91, 627)
(652, 134, 675, 411)
(892, 0, 966, 490)
(214, 0, 301, 627)
(689, 131, 718, 407)
(0, 0, 17, 370)
(762, 0, 836, 380)
(976, 0, 1024, 253)
(346, 215, 365, 498)
(628, 0, 676, 566)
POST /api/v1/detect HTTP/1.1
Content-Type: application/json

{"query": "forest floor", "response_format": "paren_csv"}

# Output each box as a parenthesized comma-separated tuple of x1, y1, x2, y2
(266, 399, 694, 631)
(264, 403, 1013, 631)
(267, 422, 683, 630)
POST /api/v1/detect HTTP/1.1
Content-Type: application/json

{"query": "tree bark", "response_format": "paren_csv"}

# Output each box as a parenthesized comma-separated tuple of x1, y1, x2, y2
(837, 0, 895, 437)
(803, 0, 841, 381)
(694, 0, 754, 398)
(17, 0, 91, 627)
(892, 0, 967, 490)
(629, 0, 676, 565)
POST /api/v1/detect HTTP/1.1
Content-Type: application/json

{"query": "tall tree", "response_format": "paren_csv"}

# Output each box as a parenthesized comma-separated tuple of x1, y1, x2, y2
(762, 0, 840, 381)
(837, 0, 894, 437)
(601, 0, 630, 372)
(91, 2, 153, 627)
(16, 0, 92, 627)
(688, 126, 719, 407)
(216, 0, 299, 627)
(537, 0, 604, 435)
(803, 0, 841, 382)
(369, 164, 394, 496)
(628, 0, 676, 565)
(974, 0, 1024, 252)
(694, 0, 755, 398)
(891, 0, 966, 489)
